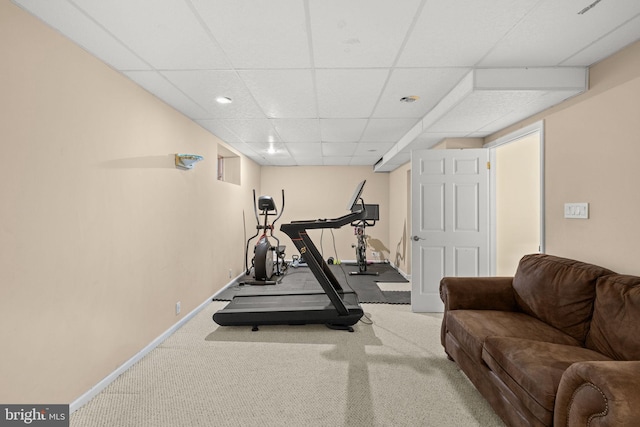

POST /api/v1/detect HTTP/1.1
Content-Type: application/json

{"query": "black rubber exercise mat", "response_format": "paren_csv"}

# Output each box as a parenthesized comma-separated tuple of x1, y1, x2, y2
(213, 262, 410, 304)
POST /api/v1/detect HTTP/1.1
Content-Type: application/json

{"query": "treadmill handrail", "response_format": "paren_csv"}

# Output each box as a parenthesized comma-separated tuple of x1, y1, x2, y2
(281, 208, 366, 232)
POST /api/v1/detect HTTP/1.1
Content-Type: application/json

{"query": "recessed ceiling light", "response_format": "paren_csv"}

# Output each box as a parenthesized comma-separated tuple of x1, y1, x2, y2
(400, 95, 420, 103)
(215, 96, 232, 104)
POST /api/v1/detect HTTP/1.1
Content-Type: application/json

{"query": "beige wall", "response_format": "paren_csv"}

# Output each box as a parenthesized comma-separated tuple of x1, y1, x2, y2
(260, 166, 390, 264)
(1, 2, 260, 403)
(495, 133, 541, 276)
(486, 40, 640, 275)
(388, 163, 411, 275)
(543, 75, 640, 273)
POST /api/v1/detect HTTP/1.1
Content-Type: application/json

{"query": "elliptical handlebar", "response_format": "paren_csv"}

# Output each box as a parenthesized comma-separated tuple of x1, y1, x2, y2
(272, 189, 285, 228)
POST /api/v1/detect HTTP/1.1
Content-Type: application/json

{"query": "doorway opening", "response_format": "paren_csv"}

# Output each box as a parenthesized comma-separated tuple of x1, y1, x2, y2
(487, 122, 544, 276)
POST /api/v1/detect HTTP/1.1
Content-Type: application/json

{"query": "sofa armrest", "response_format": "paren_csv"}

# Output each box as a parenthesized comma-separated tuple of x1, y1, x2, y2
(439, 276, 517, 311)
(554, 361, 640, 427)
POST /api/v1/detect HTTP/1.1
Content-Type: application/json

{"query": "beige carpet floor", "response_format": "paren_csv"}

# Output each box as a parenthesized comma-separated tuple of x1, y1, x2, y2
(71, 300, 505, 427)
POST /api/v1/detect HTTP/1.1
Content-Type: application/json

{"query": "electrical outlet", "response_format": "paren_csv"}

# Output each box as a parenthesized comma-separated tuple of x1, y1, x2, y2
(175, 301, 181, 316)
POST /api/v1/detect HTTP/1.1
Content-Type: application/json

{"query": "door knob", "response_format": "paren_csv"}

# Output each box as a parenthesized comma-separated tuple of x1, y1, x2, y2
(412, 235, 424, 241)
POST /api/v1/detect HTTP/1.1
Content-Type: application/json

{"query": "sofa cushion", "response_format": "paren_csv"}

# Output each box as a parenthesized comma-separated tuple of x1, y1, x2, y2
(446, 310, 580, 364)
(482, 337, 611, 425)
(512, 254, 614, 343)
(585, 274, 640, 361)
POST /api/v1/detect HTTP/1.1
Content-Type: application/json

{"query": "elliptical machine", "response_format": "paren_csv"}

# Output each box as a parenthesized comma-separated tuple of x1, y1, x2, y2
(243, 189, 286, 285)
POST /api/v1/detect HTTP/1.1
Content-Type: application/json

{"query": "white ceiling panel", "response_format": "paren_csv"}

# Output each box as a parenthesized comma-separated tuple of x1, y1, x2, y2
(373, 68, 471, 118)
(125, 71, 209, 119)
(398, 0, 539, 67)
(361, 118, 420, 142)
(322, 142, 358, 157)
(309, 0, 422, 68)
(324, 157, 352, 166)
(354, 142, 395, 156)
(272, 119, 321, 143)
(320, 119, 367, 142)
(15, 0, 150, 70)
(213, 119, 279, 143)
(286, 142, 323, 157)
(247, 142, 291, 161)
(316, 69, 390, 118)
(161, 70, 264, 118)
(427, 90, 545, 133)
(13, 0, 640, 170)
(238, 70, 317, 118)
(191, 0, 311, 69)
(561, 14, 640, 66)
(195, 119, 244, 144)
(474, 89, 584, 134)
(479, 0, 640, 67)
(72, 0, 231, 70)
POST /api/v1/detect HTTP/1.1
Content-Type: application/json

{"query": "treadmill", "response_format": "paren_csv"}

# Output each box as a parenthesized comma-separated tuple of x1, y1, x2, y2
(213, 180, 368, 331)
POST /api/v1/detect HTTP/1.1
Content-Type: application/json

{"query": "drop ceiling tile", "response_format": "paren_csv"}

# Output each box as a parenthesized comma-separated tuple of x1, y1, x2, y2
(361, 118, 420, 142)
(309, 0, 422, 68)
(372, 68, 471, 118)
(247, 142, 290, 159)
(14, 0, 150, 70)
(213, 119, 279, 143)
(427, 90, 544, 133)
(322, 142, 358, 156)
(191, 0, 311, 69)
(398, 0, 538, 67)
(320, 119, 368, 142)
(561, 14, 640, 66)
(72, 0, 231, 69)
(316, 69, 390, 118)
(238, 70, 317, 118)
(195, 119, 244, 144)
(475, 89, 583, 133)
(272, 119, 321, 143)
(354, 142, 395, 156)
(161, 70, 264, 119)
(324, 157, 352, 166)
(285, 142, 323, 157)
(478, 0, 640, 67)
(125, 71, 209, 119)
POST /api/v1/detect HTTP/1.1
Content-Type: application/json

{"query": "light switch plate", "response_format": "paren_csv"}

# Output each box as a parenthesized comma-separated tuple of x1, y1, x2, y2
(564, 203, 589, 219)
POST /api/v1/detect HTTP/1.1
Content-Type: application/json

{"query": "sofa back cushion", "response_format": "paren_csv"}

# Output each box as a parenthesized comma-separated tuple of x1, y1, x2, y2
(585, 274, 640, 360)
(512, 254, 614, 343)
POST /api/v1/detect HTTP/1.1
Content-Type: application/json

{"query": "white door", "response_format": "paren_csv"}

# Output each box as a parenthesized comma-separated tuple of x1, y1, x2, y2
(411, 149, 490, 312)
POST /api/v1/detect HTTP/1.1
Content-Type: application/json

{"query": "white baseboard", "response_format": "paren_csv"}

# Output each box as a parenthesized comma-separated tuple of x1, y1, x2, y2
(212, 271, 245, 299)
(70, 274, 243, 414)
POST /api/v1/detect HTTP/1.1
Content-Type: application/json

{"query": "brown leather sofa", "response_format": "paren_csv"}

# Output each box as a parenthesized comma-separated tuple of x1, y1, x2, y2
(439, 254, 640, 427)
